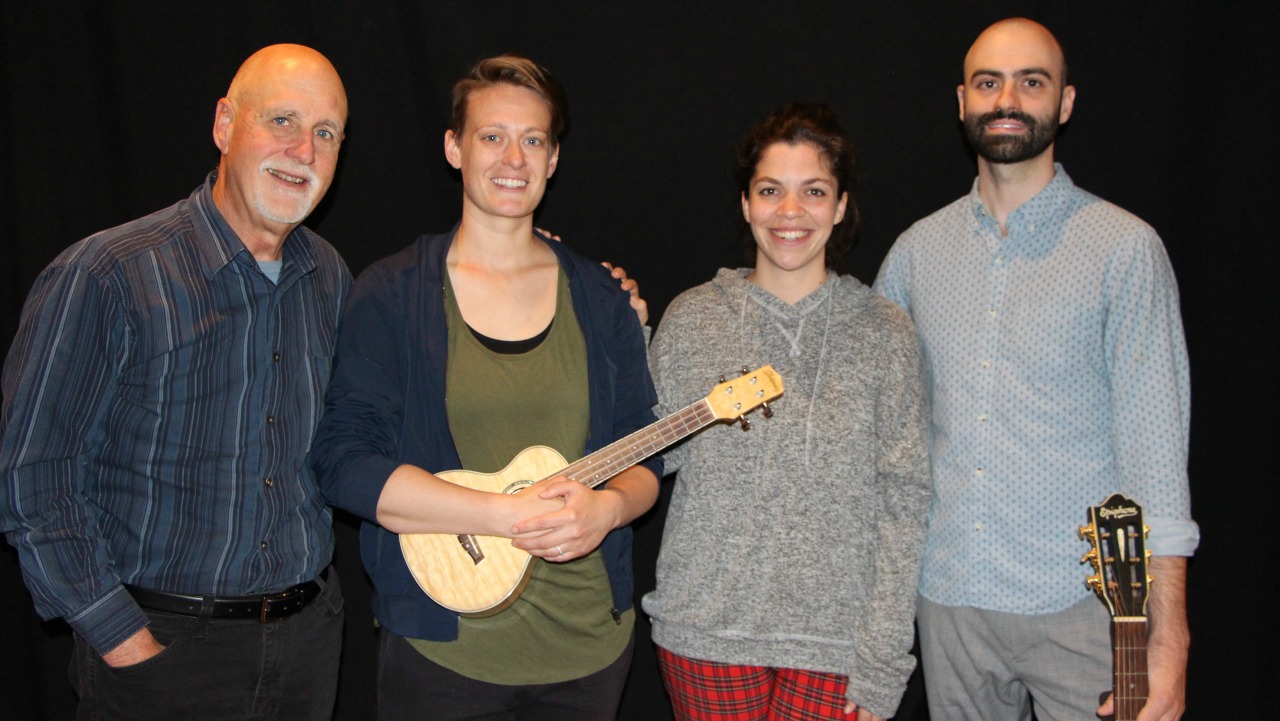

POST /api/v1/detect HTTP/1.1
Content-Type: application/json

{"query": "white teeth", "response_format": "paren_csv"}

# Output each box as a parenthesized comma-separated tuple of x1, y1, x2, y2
(491, 178, 528, 188)
(774, 230, 808, 240)
(267, 169, 305, 184)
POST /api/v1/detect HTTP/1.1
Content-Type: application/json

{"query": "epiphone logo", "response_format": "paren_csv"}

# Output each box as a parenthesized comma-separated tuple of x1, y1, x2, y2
(1099, 506, 1139, 520)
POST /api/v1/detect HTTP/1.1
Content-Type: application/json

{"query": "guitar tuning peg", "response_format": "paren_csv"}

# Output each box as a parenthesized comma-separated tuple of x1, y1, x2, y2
(739, 416, 751, 431)
(1085, 574, 1102, 592)
(718, 374, 727, 384)
(741, 365, 750, 375)
(1077, 524, 1092, 541)
(1080, 548, 1098, 565)
(761, 401, 773, 419)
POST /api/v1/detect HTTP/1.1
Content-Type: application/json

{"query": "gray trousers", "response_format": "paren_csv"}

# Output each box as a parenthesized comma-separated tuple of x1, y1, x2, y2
(917, 594, 1112, 721)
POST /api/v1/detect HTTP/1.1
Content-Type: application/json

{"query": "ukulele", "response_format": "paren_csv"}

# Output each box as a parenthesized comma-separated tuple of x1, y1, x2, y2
(1079, 492, 1153, 721)
(401, 365, 784, 616)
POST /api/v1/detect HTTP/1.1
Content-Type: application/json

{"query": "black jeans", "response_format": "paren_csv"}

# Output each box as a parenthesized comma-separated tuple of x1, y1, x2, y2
(71, 567, 344, 721)
(376, 627, 634, 721)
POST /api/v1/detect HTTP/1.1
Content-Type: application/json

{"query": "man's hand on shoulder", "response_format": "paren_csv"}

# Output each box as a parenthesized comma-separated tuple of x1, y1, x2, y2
(602, 262, 648, 327)
(534, 227, 649, 327)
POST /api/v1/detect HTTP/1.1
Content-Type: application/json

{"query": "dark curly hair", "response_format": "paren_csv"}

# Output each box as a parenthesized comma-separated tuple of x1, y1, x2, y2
(735, 103, 860, 269)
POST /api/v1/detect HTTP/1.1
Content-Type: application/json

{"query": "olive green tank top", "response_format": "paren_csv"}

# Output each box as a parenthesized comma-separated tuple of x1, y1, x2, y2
(408, 266, 633, 684)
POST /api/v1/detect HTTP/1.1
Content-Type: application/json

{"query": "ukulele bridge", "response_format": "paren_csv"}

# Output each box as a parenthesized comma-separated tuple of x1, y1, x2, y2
(457, 534, 485, 565)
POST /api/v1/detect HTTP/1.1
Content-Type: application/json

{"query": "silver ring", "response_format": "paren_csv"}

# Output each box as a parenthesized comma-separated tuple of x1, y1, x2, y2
(556, 545, 564, 556)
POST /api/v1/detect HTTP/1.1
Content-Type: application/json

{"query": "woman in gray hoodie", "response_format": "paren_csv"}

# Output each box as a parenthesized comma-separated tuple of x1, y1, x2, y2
(643, 103, 931, 721)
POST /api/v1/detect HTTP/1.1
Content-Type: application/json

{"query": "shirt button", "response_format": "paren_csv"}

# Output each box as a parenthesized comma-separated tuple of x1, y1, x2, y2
(975, 467, 985, 477)
(981, 360, 991, 369)
(260, 541, 268, 550)
(974, 522, 985, 532)
(978, 414, 987, 422)
(264, 477, 274, 488)
(266, 415, 276, 425)
(987, 308, 997, 318)
(273, 352, 281, 362)
(995, 257, 1004, 265)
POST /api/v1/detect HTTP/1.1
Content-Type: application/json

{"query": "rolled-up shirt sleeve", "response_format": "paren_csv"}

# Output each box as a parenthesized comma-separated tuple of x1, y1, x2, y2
(1104, 228, 1199, 557)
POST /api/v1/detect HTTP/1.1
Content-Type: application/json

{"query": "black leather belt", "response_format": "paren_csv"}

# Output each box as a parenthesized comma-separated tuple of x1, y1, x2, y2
(125, 568, 327, 623)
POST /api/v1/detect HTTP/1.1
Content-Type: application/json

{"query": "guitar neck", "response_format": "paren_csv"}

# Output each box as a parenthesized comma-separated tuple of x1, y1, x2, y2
(1112, 617, 1149, 721)
(555, 399, 719, 488)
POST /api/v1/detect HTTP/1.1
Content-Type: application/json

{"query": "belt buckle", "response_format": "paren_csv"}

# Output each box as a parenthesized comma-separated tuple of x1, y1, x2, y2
(259, 589, 297, 623)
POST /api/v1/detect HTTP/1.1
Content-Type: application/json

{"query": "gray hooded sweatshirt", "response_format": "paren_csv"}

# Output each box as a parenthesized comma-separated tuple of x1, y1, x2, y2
(643, 268, 931, 719)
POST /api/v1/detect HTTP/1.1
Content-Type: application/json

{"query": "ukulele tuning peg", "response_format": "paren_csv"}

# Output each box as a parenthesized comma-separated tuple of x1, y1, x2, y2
(739, 416, 751, 431)
(761, 402, 773, 419)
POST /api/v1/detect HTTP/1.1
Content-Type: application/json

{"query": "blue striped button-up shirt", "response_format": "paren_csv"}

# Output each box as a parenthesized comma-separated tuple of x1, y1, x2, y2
(0, 176, 351, 653)
(874, 165, 1199, 614)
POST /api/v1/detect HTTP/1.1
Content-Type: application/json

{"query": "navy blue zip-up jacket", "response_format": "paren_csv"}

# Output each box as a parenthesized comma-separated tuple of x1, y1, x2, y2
(312, 229, 661, 641)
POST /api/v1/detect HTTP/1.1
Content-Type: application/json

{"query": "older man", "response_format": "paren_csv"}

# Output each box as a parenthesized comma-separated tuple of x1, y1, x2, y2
(875, 18, 1197, 721)
(1, 44, 351, 720)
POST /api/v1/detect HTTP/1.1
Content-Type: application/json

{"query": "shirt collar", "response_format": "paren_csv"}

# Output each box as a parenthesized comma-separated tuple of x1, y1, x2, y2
(188, 172, 320, 278)
(968, 162, 1075, 237)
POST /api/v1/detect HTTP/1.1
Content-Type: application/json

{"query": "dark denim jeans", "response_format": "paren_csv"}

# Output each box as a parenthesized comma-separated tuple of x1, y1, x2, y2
(71, 567, 344, 721)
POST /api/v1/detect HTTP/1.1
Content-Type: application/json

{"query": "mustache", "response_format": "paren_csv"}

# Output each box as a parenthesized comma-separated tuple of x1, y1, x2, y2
(259, 162, 317, 184)
(974, 109, 1038, 128)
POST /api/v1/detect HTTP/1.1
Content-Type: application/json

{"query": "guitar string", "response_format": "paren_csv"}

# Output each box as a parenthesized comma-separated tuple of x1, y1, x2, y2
(1105, 519, 1148, 720)
(563, 372, 771, 485)
(554, 401, 717, 486)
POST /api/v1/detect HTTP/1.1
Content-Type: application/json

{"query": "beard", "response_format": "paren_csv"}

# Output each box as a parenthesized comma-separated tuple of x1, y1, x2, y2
(254, 190, 317, 225)
(964, 108, 1060, 164)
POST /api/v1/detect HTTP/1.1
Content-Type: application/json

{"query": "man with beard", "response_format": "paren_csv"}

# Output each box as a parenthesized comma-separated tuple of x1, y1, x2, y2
(0, 45, 350, 720)
(875, 18, 1196, 721)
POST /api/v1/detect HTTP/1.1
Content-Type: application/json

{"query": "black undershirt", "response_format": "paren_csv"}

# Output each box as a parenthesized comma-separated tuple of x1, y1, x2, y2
(467, 319, 553, 354)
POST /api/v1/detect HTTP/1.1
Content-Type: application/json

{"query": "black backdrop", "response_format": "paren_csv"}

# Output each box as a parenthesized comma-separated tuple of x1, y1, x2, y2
(1, 2, 1274, 719)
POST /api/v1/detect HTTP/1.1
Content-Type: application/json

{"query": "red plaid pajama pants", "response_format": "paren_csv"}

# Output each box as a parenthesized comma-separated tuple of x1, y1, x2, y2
(657, 646, 858, 721)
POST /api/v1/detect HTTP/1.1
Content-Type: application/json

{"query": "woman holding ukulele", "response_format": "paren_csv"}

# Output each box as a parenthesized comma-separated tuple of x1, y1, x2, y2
(313, 56, 660, 721)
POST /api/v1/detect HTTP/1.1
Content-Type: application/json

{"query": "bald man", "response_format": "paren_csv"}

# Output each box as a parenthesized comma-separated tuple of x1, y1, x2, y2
(1, 45, 351, 719)
(875, 19, 1196, 721)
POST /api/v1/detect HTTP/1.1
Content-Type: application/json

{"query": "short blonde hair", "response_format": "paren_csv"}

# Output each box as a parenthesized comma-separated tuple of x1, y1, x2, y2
(450, 55, 568, 146)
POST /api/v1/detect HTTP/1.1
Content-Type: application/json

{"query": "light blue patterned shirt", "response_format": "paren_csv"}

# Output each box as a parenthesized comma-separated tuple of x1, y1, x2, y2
(874, 165, 1198, 614)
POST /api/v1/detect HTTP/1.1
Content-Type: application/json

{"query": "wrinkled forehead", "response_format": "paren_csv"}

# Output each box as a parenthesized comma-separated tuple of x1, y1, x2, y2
(248, 71, 348, 130)
(232, 49, 348, 123)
